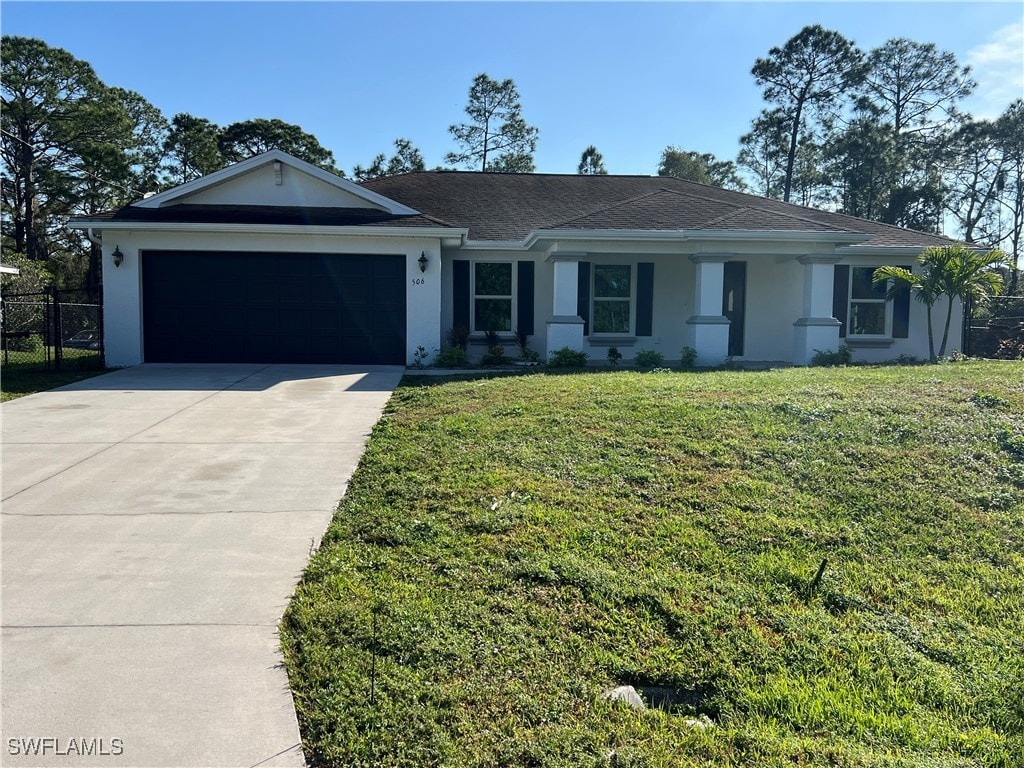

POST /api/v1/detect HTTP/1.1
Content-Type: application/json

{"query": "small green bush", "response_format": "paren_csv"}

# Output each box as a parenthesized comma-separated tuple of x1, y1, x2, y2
(811, 344, 852, 367)
(480, 345, 508, 366)
(447, 325, 470, 351)
(606, 347, 623, 366)
(513, 329, 540, 361)
(993, 323, 1024, 360)
(634, 349, 664, 369)
(411, 345, 430, 369)
(5, 333, 43, 353)
(547, 347, 588, 368)
(891, 353, 922, 365)
(679, 346, 697, 369)
(433, 347, 468, 368)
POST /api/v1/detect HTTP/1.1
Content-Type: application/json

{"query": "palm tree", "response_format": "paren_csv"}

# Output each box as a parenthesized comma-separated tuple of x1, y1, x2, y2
(874, 245, 1006, 361)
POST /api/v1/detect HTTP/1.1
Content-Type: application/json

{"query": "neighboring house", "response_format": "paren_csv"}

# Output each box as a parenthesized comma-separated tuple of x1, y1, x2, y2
(68, 150, 963, 368)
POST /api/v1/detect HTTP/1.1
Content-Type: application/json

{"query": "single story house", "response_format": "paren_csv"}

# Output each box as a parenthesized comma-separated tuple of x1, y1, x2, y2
(69, 149, 963, 368)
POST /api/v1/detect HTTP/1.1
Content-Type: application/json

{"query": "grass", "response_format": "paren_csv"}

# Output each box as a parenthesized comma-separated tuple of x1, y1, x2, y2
(1, 350, 105, 401)
(281, 361, 1024, 767)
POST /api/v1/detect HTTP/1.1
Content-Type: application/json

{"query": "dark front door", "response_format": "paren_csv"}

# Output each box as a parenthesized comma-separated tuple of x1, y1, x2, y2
(142, 251, 406, 364)
(723, 261, 746, 357)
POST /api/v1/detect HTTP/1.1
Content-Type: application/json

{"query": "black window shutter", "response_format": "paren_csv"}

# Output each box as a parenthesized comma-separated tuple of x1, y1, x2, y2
(833, 265, 849, 339)
(517, 261, 534, 336)
(892, 272, 910, 338)
(453, 260, 470, 330)
(577, 261, 591, 336)
(636, 262, 654, 336)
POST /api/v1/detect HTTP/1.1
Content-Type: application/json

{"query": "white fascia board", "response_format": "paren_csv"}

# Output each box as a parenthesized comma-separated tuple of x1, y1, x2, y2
(524, 228, 872, 249)
(133, 150, 420, 216)
(683, 229, 870, 244)
(836, 244, 979, 257)
(525, 229, 689, 248)
(458, 240, 528, 251)
(66, 220, 466, 240)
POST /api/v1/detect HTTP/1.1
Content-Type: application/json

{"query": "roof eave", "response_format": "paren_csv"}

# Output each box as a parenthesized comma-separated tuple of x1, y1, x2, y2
(458, 240, 529, 251)
(525, 228, 872, 249)
(67, 219, 467, 240)
(836, 242, 980, 256)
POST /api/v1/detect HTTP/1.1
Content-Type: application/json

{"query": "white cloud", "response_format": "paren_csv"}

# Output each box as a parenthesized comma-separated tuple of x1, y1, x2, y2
(966, 17, 1024, 119)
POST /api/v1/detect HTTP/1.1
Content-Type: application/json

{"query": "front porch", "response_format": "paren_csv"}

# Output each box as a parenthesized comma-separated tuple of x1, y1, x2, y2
(539, 250, 843, 367)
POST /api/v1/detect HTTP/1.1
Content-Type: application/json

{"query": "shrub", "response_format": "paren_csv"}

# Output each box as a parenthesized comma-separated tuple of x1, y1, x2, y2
(891, 353, 922, 365)
(481, 345, 508, 366)
(411, 345, 430, 369)
(634, 349, 664, 369)
(433, 347, 468, 368)
(993, 323, 1024, 360)
(606, 347, 623, 366)
(5, 332, 43, 353)
(514, 329, 539, 361)
(811, 344, 852, 367)
(547, 347, 588, 368)
(447, 325, 470, 351)
(679, 346, 697, 369)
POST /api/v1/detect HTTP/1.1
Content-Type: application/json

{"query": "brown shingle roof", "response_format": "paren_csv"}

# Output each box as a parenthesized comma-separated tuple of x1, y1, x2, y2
(362, 171, 959, 248)
(550, 188, 848, 233)
(549, 189, 745, 231)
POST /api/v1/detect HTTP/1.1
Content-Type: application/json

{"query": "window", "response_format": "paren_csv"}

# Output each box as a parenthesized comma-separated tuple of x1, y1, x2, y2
(473, 262, 513, 332)
(592, 265, 633, 334)
(849, 266, 889, 336)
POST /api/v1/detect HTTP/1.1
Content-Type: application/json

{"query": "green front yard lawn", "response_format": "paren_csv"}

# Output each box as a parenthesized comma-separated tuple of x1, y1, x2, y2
(282, 361, 1024, 767)
(1, 353, 106, 401)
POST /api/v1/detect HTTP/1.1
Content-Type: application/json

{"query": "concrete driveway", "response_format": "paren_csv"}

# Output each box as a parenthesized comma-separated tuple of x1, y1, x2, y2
(1, 364, 403, 768)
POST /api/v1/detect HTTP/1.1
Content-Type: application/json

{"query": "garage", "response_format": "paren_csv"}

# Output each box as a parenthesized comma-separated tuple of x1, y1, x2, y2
(142, 251, 406, 364)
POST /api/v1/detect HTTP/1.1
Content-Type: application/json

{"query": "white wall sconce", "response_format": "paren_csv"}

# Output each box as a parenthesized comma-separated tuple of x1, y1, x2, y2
(418, 252, 429, 273)
(112, 246, 125, 268)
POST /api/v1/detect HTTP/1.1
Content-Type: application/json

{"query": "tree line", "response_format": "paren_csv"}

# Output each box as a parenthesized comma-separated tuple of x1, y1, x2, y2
(2, 28, 1021, 296)
(658, 26, 1022, 292)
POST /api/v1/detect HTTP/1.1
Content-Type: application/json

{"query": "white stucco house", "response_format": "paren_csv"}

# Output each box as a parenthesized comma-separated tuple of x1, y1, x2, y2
(68, 150, 964, 368)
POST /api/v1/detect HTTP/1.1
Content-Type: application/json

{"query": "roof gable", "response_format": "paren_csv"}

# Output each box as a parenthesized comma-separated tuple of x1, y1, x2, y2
(135, 150, 418, 215)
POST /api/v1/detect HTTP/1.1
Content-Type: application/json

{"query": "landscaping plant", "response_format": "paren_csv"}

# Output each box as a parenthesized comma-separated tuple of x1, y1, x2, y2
(679, 346, 698, 369)
(874, 245, 1007, 362)
(547, 347, 588, 368)
(633, 349, 664, 369)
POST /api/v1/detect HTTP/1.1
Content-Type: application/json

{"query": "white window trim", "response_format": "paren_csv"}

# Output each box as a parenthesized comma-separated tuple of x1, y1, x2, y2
(848, 266, 892, 338)
(471, 261, 515, 335)
(591, 263, 636, 336)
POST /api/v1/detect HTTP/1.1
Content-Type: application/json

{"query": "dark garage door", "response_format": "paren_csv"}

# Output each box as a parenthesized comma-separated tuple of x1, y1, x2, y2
(142, 251, 406, 364)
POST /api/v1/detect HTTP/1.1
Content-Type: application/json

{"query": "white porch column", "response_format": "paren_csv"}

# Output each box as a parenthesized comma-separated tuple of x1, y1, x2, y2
(686, 253, 731, 366)
(546, 253, 585, 353)
(793, 254, 842, 365)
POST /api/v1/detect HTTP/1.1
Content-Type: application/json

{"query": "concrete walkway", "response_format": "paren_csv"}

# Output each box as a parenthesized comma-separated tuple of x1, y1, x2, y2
(1, 364, 403, 767)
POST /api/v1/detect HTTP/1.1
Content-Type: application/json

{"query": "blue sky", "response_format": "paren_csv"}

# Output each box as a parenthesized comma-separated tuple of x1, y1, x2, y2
(2, 1, 1022, 177)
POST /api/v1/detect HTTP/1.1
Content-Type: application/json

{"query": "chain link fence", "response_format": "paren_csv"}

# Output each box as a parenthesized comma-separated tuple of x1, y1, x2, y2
(965, 295, 1024, 359)
(1, 288, 103, 371)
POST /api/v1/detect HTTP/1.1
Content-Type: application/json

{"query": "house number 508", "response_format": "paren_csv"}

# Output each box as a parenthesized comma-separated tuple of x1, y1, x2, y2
(411, 278, 426, 285)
